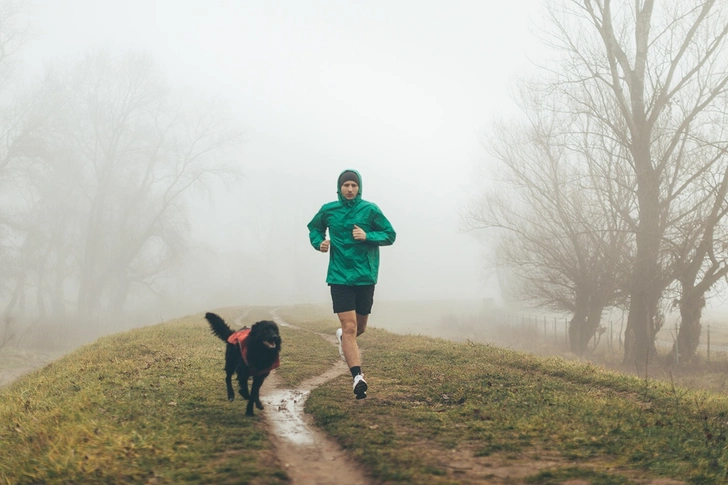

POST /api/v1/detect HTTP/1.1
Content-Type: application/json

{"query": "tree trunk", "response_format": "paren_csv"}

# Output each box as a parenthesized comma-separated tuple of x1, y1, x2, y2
(76, 205, 109, 321)
(568, 292, 602, 355)
(570, 300, 605, 355)
(109, 276, 132, 323)
(623, 138, 660, 368)
(569, 307, 588, 354)
(585, 304, 604, 352)
(674, 293, 705, 363)
(1, 275, 26, 347)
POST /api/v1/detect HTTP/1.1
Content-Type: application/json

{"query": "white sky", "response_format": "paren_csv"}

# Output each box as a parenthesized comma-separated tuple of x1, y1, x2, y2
(20, 0, 543, 307)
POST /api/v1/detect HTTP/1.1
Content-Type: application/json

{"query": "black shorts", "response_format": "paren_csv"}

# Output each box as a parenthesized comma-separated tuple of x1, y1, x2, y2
(329, 284, 376, 315)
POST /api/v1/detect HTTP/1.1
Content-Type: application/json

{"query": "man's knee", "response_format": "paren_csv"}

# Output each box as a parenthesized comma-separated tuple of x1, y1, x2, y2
(338, 314, 357, 336)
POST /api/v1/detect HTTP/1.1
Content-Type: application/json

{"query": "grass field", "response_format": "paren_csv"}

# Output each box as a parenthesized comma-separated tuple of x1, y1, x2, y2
(2, 304, 728, 483)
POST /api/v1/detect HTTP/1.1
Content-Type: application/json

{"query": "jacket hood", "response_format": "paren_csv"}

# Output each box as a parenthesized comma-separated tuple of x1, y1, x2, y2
(337, 168, 362, 206)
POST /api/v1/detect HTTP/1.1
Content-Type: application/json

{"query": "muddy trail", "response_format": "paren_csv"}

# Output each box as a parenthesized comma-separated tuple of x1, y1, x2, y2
(262, 309, 370, 485)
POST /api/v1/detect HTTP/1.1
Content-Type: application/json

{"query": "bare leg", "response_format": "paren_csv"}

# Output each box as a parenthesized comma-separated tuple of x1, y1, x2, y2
(356, 313, 368, 336)
(337, 310, 368, 367)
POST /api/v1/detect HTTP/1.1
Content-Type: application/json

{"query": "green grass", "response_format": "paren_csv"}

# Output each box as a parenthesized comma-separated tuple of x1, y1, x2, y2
(0, 311, 288, 484)
(3, 305, 728, 484)
(303, 329, 728, 484)
(275, 322, 340, 388)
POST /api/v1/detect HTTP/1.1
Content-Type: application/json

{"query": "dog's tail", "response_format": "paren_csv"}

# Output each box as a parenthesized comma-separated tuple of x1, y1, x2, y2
(205, 312, 234, 342)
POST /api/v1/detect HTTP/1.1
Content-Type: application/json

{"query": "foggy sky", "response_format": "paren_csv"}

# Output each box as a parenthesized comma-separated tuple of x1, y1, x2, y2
(18, 1, 543, 312)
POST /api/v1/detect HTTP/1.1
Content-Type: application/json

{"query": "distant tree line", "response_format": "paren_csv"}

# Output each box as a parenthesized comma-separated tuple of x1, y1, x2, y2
(465, 0, 728, 367)
(0, 3, 242, 347)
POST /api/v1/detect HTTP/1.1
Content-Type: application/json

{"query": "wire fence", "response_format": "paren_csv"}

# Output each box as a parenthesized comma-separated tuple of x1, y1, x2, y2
(487, 309, 728, 362)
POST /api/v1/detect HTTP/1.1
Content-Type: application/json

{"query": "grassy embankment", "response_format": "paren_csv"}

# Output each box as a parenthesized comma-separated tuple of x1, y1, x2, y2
(1, 304, 728, 484)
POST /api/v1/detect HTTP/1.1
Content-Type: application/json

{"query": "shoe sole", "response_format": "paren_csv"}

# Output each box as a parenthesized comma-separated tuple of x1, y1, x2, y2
(354, 379, 368, 399)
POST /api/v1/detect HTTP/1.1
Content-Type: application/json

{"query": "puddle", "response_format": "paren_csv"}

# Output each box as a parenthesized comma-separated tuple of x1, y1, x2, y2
(261, 309, 371, 484)
(261, 355, 348, 447)
(265, 388, 314, 445)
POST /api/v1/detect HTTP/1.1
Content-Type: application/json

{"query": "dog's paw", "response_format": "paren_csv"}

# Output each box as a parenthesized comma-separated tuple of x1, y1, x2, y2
(255, 400, 264, 410)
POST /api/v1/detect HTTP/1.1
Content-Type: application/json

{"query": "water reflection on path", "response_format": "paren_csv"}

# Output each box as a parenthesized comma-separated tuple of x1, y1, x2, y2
(261, 308, 370, 485)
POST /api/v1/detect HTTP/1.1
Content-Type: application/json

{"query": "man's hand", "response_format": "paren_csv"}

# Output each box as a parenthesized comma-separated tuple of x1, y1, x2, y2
(352, 225, 367, 241)
(320, 239, 330, 252)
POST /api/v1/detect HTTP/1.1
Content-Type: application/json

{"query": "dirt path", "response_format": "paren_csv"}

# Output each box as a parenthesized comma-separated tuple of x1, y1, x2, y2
(0, 365, 39, 387)
(0, 350, 60, 388)
(262, 309, 371, 485)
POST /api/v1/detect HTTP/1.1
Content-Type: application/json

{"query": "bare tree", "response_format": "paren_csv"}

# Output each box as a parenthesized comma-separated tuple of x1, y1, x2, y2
(0, 0, 34, 347)
(47, 52, 243, 324)
(541, 0, 728, 366)
(466, 89, 632, 355)
(665, 145, 728, 362)
(0, 51, 243, 346)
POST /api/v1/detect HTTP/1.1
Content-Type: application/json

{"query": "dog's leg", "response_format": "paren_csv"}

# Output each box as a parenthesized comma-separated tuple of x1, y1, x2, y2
(225, 370, 235, 401)
(248, 374, 268, 416)
(246, 397, 256, 416)
(238, 365, 251, 400)
(224, 344, 239, 401)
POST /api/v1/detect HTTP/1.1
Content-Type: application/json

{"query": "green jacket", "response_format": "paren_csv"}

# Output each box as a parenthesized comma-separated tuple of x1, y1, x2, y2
(307, 169, 396, 286)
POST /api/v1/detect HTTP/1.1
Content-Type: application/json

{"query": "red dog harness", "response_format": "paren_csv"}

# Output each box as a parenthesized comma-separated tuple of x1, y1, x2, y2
(227, 328, 280, 376)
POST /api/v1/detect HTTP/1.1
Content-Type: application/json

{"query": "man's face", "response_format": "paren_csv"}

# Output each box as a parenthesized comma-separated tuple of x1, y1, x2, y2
(341, 181, 359, 200)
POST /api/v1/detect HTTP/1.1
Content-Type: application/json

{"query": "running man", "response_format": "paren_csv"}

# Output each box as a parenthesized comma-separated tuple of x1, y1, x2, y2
(307, 169, 396, 399)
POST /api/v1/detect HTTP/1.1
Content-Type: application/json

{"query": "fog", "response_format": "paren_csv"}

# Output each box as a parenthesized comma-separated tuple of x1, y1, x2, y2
(0, 0, 545, 327)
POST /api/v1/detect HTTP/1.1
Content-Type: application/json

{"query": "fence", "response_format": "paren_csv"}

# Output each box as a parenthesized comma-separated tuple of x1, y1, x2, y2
(486, 309, 728, 362)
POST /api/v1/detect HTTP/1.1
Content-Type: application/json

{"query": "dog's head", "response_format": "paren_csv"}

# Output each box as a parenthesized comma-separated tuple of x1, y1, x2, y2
(249, 320, 282, 351)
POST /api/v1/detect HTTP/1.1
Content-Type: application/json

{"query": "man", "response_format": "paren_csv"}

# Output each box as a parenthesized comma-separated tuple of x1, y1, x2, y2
(307, 169, 396, 399)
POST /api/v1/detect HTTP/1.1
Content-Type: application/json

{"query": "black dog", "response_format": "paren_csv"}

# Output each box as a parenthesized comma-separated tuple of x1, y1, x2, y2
(204, 312, 282, 416)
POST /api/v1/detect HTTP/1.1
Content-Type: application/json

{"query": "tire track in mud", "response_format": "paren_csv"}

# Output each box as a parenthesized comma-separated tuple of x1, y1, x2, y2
(260, 309, 371, 485)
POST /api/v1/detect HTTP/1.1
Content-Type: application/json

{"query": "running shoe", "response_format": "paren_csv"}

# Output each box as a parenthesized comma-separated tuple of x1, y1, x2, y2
(353, 374, 368, 399)
(336, 328, 346, 362)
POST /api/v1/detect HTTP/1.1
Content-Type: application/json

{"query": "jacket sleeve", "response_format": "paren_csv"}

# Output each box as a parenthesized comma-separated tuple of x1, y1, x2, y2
(365, 207, 396, 246)
(307, 208, 327, 250)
